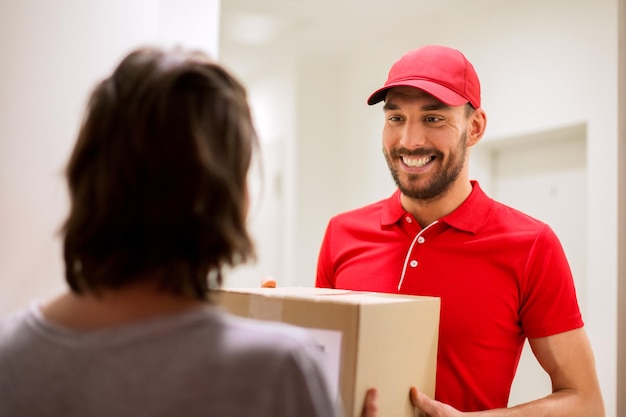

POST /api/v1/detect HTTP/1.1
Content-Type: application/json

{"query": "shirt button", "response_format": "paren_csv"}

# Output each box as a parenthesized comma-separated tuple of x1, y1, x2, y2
(405, 216, 412, 223)
(417, 236, 425, 244)
(409, 260, 418, 268)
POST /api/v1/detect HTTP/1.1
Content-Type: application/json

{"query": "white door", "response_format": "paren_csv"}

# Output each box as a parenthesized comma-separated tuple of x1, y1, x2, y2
(472, 124, 587, 406)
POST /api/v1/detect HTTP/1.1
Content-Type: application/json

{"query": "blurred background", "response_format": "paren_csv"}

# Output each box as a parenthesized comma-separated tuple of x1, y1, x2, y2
(0, 0, 622, 415)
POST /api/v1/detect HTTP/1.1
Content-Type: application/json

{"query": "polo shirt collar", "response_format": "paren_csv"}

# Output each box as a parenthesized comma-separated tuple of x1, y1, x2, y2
(441, 181, 493, 234)
(380, 181, 493, 234)
(381, 189, 406, 226)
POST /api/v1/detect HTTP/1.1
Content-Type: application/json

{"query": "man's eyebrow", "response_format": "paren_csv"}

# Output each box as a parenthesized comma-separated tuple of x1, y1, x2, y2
(383, 102, 400, 111)
(421, 102, 451, 111)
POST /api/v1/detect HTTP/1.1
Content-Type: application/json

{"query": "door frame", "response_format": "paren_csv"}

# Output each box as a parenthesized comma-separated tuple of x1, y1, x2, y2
(617, 0, 625, 414)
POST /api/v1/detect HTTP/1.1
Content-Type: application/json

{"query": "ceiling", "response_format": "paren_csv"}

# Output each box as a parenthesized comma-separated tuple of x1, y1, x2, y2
(218, 0, 471, 77)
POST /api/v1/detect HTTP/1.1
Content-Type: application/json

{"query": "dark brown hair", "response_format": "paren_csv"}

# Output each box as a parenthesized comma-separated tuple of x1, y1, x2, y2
(62, 47, 258, 299)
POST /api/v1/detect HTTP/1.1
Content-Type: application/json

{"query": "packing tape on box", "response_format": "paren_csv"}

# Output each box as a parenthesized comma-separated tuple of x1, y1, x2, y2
(249, 296, 283, 321)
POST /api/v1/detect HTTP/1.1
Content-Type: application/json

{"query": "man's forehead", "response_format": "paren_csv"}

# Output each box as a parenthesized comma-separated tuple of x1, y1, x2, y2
(386, 86, 439, 100)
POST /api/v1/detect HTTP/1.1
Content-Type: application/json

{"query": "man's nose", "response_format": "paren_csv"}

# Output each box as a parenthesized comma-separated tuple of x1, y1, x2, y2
(399, 122, 426, 149)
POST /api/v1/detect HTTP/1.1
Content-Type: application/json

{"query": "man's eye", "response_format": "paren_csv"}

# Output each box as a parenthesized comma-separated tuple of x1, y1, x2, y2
(425, 116, 443, 123)
(388, 116, 402, 122)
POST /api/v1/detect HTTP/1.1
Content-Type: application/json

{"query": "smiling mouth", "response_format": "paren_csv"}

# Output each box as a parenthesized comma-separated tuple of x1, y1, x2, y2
(401, 155, 435, 168)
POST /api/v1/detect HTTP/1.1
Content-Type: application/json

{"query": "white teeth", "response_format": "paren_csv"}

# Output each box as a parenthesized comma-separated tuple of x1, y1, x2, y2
(402, 155, 432, 167)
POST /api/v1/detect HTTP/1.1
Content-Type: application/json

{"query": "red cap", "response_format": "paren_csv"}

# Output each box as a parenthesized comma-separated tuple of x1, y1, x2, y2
(367, 45, 481, 108)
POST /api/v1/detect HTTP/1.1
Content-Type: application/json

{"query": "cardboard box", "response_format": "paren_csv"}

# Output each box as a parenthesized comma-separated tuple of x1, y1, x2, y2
(216, 287, 440, 417)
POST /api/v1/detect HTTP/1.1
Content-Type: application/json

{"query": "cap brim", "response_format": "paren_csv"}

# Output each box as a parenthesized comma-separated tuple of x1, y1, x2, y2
(367, 79, 470, 107)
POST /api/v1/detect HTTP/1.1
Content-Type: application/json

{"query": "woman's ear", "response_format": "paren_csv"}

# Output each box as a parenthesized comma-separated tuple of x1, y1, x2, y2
(467, 108, 487, 147)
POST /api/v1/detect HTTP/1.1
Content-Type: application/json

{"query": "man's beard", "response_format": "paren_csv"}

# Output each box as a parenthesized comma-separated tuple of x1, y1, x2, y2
(384, 132, 467, 201)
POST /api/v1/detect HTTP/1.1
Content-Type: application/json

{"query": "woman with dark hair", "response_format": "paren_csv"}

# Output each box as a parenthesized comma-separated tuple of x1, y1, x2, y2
(0, 47, 344, 417)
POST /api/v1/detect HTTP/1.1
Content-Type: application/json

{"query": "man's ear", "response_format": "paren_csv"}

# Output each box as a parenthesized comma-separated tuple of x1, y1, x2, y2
(467, 108, 487, 147)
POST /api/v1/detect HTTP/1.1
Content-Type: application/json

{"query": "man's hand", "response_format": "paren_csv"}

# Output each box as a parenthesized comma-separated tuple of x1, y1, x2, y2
(410, 387, 462, 417)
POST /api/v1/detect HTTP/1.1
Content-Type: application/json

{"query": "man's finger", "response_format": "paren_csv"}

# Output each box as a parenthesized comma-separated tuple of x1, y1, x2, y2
(261, 276, 277, 288)
(409, 386, 419, 406)
(361, 388, 378, 417)
(409, 387, 427, 417)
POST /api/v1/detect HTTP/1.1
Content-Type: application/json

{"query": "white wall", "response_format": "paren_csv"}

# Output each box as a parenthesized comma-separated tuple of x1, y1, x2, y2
(229, 0, 618, 414)
(0, 0, 220, 316)
(225, 56, 299, 286)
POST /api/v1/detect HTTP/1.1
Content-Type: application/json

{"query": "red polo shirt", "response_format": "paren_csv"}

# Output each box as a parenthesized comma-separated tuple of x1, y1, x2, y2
(316, 181, 583, 411)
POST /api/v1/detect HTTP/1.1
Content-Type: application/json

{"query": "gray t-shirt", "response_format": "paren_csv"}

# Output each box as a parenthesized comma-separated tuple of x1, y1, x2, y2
(0, 303, 340, 417)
